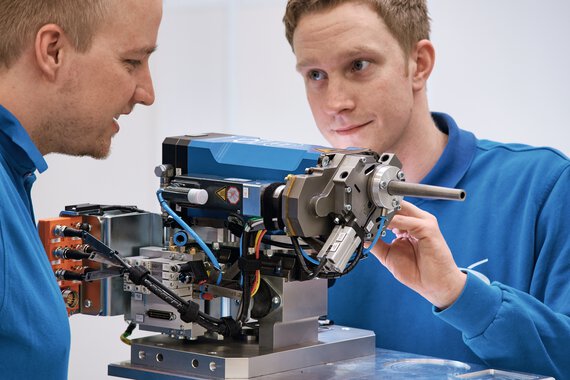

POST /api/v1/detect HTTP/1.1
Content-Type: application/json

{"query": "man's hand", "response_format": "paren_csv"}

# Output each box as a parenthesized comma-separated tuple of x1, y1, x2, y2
(372, 200, 467, 309)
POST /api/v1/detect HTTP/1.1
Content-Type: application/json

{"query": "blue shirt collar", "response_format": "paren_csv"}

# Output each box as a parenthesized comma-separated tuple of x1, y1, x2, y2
(409, 112, 476, 206)
(0, 104, 48, 174)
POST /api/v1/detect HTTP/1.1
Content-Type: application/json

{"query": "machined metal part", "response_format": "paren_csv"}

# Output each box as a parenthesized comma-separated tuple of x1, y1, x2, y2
(282, 151, 381, 238)
(256, 277, 328, 350)
(110, 325, 375, 379)
(369, 164, 403, 209)
(387, 181, 466, 201)
(82, 212, 162, 316)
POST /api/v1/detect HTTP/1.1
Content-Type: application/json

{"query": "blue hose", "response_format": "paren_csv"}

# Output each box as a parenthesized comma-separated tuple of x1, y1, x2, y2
(363, 218, 386, 255)
(157, 189, 221, 283)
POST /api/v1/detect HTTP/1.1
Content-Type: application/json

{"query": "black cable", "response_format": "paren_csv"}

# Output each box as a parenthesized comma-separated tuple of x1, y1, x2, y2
(261, 236, 311, 250)
(307, 257, 327, 280)
(53, 247, 91, 260)
(236, 228, 252, 323)
(291, 237, 327, 280)
(301, 237, 325, 252)
(291, 236, 313, 276)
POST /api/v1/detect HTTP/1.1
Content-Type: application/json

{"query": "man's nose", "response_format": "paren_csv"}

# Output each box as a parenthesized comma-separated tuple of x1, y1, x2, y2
(323, 79, 355, 115)
(134, 64, 155, 106)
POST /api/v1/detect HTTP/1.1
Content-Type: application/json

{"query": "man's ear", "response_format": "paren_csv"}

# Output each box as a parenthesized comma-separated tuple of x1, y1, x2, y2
(411, 39, 435, 92)
(34, 24, 67, 81)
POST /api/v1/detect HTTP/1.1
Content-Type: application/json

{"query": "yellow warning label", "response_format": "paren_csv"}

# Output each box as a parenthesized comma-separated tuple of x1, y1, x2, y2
(216, 187, 227, 201)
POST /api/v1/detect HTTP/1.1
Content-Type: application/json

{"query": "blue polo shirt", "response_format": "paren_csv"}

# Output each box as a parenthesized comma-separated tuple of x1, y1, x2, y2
(329, 112, 570, 379)
(0, 105, 70, 379)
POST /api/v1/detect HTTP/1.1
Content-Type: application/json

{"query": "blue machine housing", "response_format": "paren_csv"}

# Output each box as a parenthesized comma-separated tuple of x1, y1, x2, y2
(162, 134, 324, 218)
(163, 134, 323, 180)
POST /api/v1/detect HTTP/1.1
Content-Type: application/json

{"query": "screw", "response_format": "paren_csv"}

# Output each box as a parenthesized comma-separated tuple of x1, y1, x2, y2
(345, 187, 352, 193)
(272, 296, 281, 305)
(392, 199, 400, 208)
(154, 164, 173, 177)
(321, 156, 330, 167)
(380, 181, 387, 189)
(344, 204, 352, 212)
(397, 171, 405, 180)
(333, 217, 341, 225)
(84, 299, 92, 308)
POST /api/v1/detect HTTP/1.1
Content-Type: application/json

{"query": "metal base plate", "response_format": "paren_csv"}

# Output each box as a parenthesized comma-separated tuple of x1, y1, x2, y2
(108, 325, 375, 379)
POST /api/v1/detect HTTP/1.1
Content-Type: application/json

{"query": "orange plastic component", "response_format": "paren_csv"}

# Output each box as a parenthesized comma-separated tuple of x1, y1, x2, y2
(38, 216, 101, 316)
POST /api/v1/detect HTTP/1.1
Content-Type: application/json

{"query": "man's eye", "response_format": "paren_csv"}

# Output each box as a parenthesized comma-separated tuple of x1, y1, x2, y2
(125, 59, 142, 68)
(351, 60, 370, 72)
(308, 70, 326, 81)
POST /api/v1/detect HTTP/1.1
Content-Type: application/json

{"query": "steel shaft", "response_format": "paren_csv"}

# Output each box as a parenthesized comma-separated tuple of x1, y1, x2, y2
(387, 181, 466, 201)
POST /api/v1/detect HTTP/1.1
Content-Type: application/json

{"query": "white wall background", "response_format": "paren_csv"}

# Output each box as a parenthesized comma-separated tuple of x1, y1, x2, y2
(30, 1, 570, 379)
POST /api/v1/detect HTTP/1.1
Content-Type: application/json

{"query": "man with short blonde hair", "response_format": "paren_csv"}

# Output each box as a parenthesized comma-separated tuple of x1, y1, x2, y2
(283, 1, 570, 379)
(0, 1, 162, 378)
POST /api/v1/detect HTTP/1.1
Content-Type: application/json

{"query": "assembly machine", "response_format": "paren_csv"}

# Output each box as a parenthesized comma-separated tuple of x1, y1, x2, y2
(39, 134, 474, 379)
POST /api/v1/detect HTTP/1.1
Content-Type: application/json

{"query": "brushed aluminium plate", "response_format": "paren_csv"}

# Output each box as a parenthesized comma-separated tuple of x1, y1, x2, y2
(109, 325, 375, 379)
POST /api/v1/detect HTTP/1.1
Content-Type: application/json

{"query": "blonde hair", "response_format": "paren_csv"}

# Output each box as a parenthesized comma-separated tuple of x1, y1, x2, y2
(284, 0, 430, 56)
(0, 0, 110, 68)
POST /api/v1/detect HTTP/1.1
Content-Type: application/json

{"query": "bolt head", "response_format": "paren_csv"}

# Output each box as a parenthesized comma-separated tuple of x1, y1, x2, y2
(154, 164, 173, 177)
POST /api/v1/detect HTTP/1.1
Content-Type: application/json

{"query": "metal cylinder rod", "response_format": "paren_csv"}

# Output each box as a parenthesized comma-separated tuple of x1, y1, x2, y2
(387, 181, 466, 201)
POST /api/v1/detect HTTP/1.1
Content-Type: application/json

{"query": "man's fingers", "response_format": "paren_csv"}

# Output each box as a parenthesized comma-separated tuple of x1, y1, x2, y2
(392, 200, 430, 218)
(387, 206, 439, 239)
(388, 214, 425, 235)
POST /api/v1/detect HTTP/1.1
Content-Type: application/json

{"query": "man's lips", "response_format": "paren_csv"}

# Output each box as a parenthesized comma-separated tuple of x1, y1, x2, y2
(333, 120, 373, 134)
(112, 117, 120, 133)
